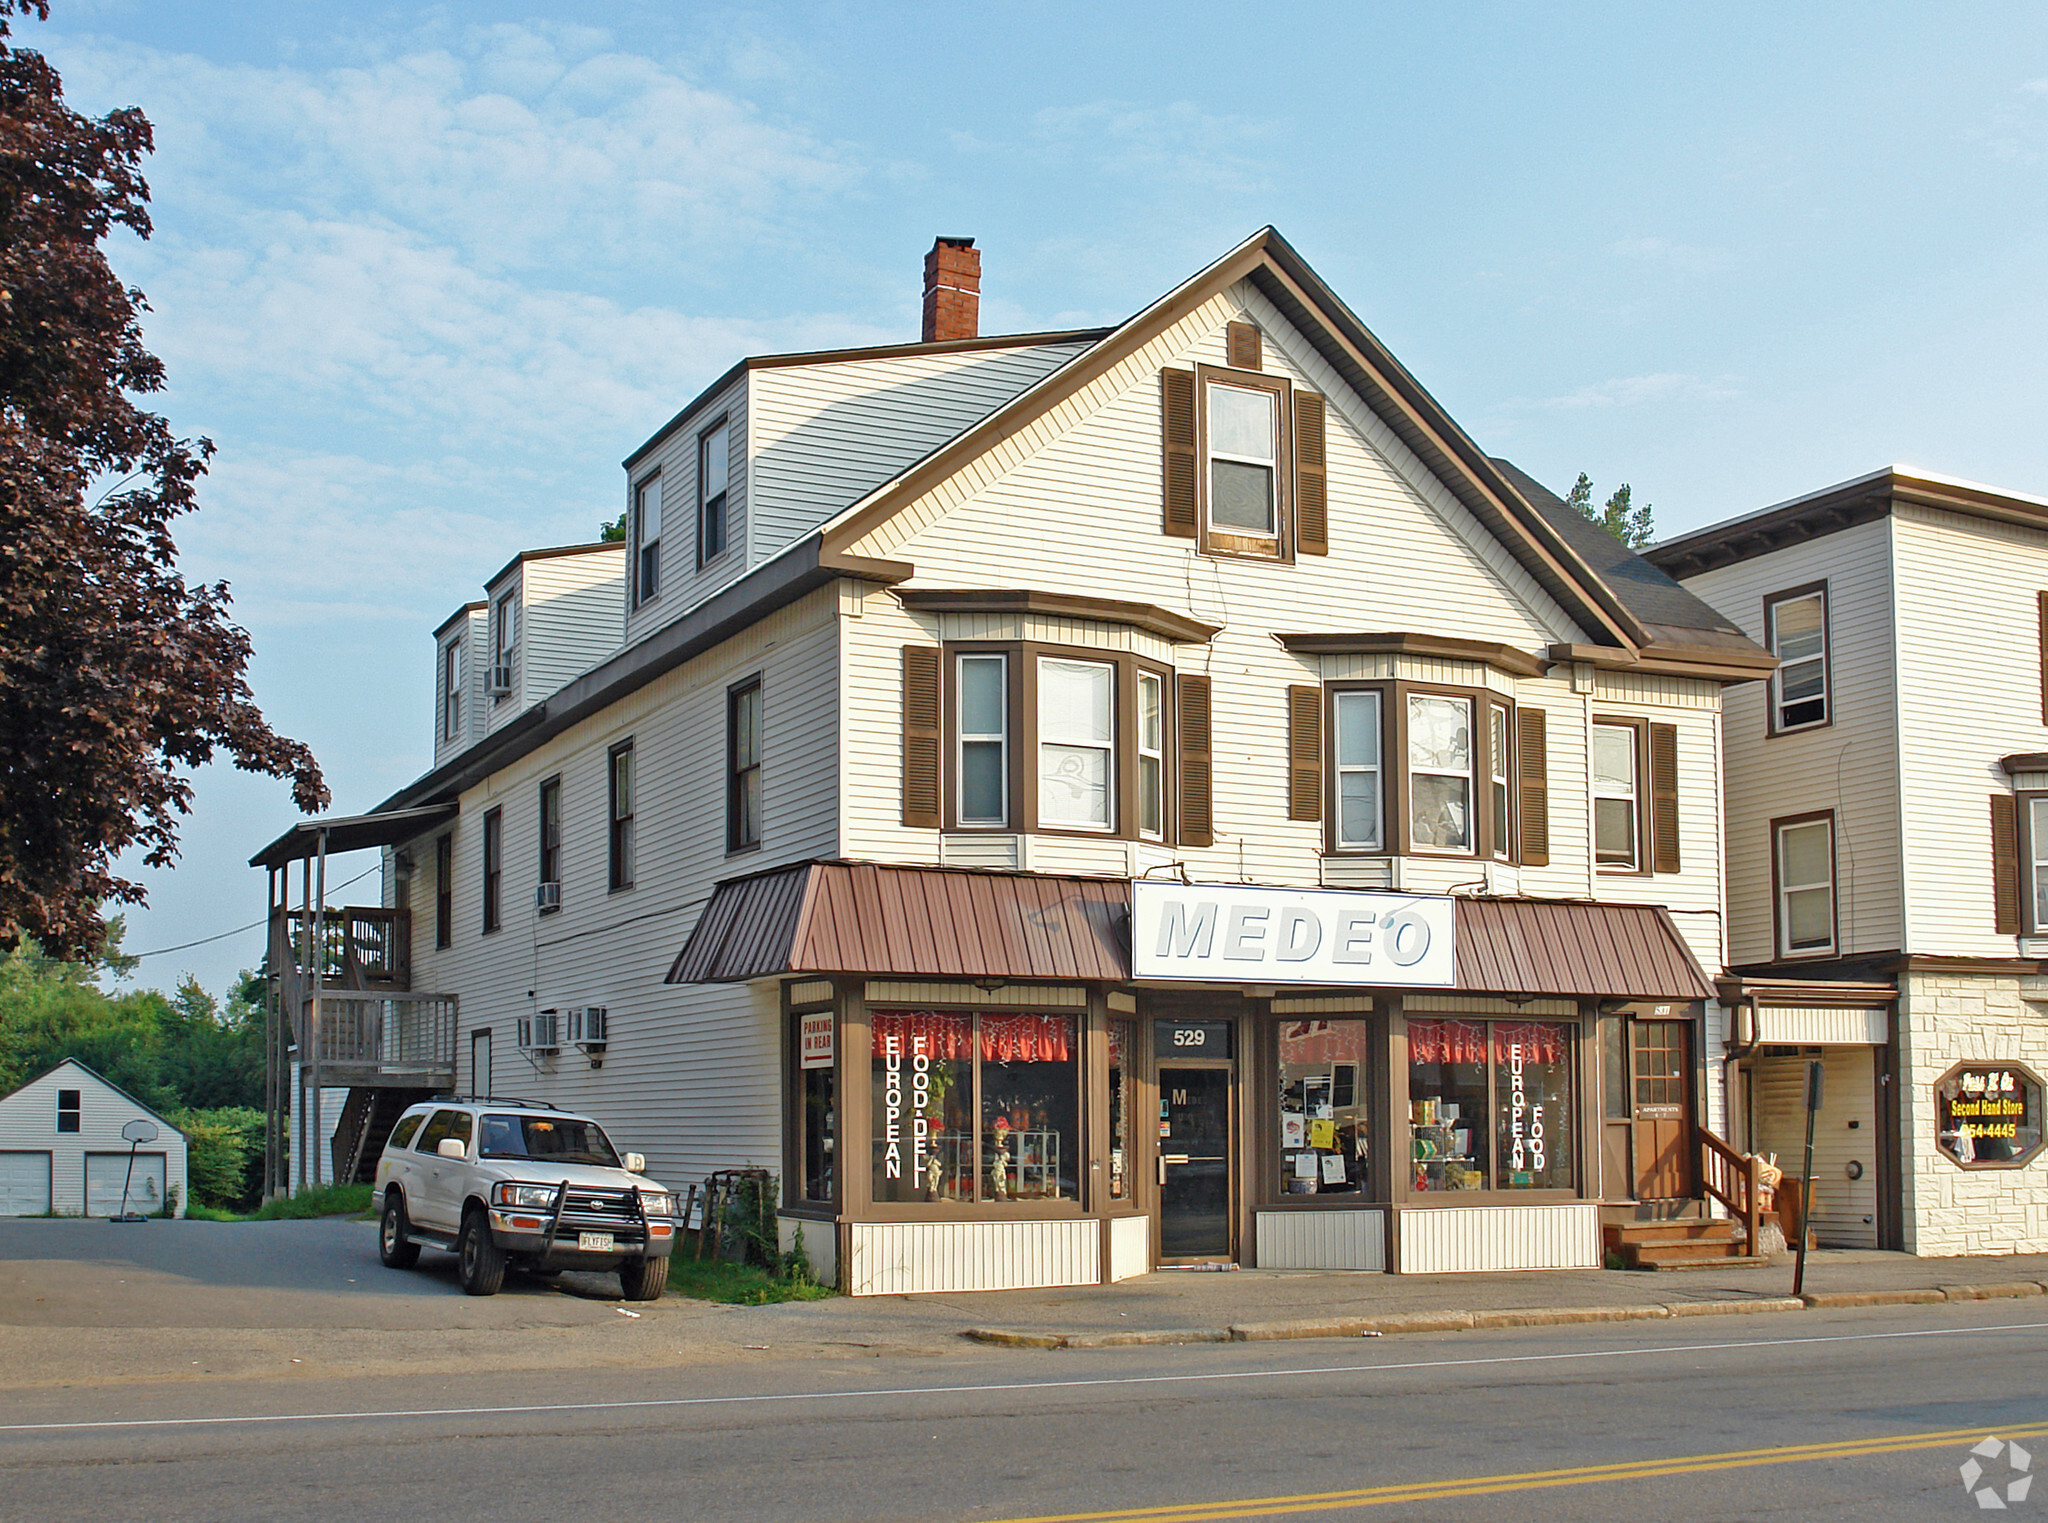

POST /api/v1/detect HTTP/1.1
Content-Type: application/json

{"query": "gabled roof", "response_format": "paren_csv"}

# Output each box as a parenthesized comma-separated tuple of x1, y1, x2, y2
(815, 226, 1647, 653)
(1645, 466, 2048, 580)
(0, 1057, 188, 1136)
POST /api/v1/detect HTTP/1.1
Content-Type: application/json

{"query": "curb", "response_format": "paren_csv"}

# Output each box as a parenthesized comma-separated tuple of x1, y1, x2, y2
(962, 1282, 2026, 1349)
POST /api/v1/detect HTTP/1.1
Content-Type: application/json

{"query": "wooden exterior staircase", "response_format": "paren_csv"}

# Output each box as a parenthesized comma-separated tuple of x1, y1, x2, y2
(1605, 1126, 1773, 1270)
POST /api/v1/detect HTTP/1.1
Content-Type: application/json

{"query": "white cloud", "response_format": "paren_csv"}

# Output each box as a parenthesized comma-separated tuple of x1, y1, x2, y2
(1530, 373, 1744, 411)
(1031, 100, 1280, 194)
(1610, 235, 1735, 278)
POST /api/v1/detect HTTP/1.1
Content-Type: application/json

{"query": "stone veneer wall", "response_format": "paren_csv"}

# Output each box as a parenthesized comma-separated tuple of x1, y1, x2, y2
(1896, 970, 2048, 1255)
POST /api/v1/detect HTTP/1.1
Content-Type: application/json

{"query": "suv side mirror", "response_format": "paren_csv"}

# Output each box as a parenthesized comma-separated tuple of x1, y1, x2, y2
(437, 1138, 467, 1160)
(623, 1152, 646, 1174)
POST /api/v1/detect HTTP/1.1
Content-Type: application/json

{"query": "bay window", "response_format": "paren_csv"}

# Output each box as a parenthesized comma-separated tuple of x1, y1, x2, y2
(1333, 690, 1383, 850)
(1489, 703, 1512, 860)
(1138, 672, 1165, 839)
(1407, 693, 1473, 853)
(1408, 1018, 1575, 1193)
(1038, 658, 1114, 830)
(870, 1010, 1079, 1207)
(2031, 795, 2048, 932)
(957, 654, 1008, 827)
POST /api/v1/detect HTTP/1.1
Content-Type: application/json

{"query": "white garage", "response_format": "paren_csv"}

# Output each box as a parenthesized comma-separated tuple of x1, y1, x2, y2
(0, 1059, 187, 1217)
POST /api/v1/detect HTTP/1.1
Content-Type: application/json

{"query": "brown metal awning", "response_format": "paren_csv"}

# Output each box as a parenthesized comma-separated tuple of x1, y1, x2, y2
(669, 861, 1715, 1002)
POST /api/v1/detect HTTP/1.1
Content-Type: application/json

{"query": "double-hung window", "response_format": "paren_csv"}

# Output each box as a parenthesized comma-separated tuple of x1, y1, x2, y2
(1766, 585, 1829, 732)
(57, 1089, 79, 1133)
(956, 654, 1008, 827)
(537, 777, 561, 901)
(1407, 693, 1474, 853)
(608, 740, 636, 891)
(633, 475, 662, 606)
(491, 593, 516, 697)
(2031, 796, 2048, 934)
(1206, 379, 1280, 547)
(727, 677, 761, 852)
(699, 419, 730, 565)
(1592, 722, 1641, 870)
(434, 834, 453, 947)
(1333, 690, 1383, 851)
(1488, 703, 1513, 860)
(1137, 671, 1166, 839)
(441, 640, 463, 741)
(1037, 658, 1115, 831)
(1775, 814, 1836, 957)
(480, 808, 502, 933)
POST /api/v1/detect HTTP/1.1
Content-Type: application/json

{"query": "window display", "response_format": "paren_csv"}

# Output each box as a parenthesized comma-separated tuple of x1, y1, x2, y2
(1109, 1019, 1134, 1199)
(1408, 1018, 1575, 1192)
(1277, 1020, 1371, 1195)
(870, 1010, 1078, 1205)
(1936, 1063, 2044, 1168)
(801, 1063, 835, 1203)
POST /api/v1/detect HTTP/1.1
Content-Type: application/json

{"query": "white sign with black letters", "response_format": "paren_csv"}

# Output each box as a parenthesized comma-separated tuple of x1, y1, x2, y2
(1131, 881, 1457, 987)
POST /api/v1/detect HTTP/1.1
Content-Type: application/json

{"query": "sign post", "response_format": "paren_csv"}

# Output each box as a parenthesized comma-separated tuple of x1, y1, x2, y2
(1791, 1060, 1823, 1296)
(112, 1118, 159, 1224)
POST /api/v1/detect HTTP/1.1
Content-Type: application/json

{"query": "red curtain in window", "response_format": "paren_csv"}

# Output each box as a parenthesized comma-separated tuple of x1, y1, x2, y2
(1494, 1022, 1569, 1066)
(1407, 1018, 1487, 1066)
(980, 1013, 1074, 1064)
(870, 1010, 974, 1060)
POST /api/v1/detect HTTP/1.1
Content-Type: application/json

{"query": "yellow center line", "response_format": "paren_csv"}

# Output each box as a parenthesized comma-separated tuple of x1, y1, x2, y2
(979, 1419, 2048, 1523)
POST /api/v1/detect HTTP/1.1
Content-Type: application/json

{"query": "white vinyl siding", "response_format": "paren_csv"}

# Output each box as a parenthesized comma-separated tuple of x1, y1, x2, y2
(1679, 517, 1901, 965)
(845, 1219, 1100, 1296)
(624, 375, 748, 650)
(1394, 1202, 1600, 1272)
(1255, 1208, 1385, 1270)
(0, 1061, 187, 1217)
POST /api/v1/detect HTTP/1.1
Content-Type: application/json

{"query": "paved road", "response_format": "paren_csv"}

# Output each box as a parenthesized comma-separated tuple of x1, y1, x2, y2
(3, 1300, 2042, 1521)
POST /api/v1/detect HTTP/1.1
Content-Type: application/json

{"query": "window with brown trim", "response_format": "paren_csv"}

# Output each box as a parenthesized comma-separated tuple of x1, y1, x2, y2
(1764, 583, 1829, 734)
(2017, 792, 2048, 934)
(727, 676, 762, 853)
(940, 643, 1175, 842)
(480, 808, 502, 933)
(1324, 682, 1512, 860)
(1198, 364, 1291, 559)
(1592, 719, 1644, 872)
(608, 740, 636, 892)
(631, 474, 661, 608)
(434, 833, 453, 948)
(1773, 812, 1836, 958)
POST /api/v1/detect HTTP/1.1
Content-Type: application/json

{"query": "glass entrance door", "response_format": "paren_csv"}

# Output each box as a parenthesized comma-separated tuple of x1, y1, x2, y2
(1158, 1066, 1233, 1259)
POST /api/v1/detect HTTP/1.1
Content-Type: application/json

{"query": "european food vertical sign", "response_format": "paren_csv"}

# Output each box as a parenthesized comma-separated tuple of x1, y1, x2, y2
(879, 1030, 931, 1184)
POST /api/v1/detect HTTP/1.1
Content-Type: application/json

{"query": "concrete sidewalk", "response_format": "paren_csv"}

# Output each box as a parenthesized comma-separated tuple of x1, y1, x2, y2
(816, 1248, 2048, 1349)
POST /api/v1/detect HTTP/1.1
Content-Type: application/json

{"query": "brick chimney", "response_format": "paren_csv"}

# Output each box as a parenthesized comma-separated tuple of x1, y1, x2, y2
(921, 236, 980, 343)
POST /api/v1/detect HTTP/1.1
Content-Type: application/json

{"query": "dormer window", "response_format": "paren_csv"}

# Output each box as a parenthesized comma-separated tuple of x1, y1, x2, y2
(441, 639, 463, 741)
(1160, 354, 1324, 561)
(699, 418, 730, 566)
(633, 474, 662, 606)
(490, 592, 517, 699)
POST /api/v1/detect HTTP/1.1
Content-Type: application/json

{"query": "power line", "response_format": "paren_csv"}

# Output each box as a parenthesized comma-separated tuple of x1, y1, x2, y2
(127, 862, 381, 960)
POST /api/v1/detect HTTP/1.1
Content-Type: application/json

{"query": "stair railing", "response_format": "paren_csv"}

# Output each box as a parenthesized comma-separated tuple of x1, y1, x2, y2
(1697, 1125, 1762, 1255)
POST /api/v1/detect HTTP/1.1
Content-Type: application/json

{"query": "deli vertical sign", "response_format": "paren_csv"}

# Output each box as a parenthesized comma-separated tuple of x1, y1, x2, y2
(1131, 881, 1456, 987)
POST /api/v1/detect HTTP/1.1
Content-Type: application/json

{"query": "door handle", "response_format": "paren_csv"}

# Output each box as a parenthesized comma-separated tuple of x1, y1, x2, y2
(1158, 1153, 1190, 1183)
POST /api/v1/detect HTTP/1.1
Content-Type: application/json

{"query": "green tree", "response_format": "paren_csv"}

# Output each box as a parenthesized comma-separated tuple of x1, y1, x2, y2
(1562, 473, 1655, 548)
(169, 1103, 262, 1208)
(0, 1, 326, 959)
(0, 935, 175, 1108)
(154, 973, 264, 1111)
(599, 511, 626, 542)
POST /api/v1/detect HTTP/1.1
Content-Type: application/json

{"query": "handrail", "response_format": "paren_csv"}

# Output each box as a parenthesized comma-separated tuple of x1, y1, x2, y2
(1697, 1125, 1762, 1255)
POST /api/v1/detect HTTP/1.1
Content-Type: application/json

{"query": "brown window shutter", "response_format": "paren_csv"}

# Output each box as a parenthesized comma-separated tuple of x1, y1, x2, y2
(1517, 707, 1549, 867)
(1178, 673, 1214, 847)
(1287, 685, 1323, 822)
(2037, 592, 2048, 725)
(1226, 321, 1262, 371)
(1294, 390, 1328, 556)
(1649, 722, 1681, 873)
(901, 645, 941, 828)
(1161, 368, 1198, 538)
(1992, 793, 2021, 934)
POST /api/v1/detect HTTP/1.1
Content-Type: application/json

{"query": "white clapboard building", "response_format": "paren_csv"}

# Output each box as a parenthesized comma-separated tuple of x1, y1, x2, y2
(0, 1059, 189, 1217)
(258, 229, 1784, 1291)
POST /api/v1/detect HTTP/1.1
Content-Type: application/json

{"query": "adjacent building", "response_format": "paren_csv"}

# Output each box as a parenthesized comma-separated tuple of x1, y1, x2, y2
(0, 1059, 189, 1217)
(1650, 468, 2048, 1255)
(257, 229, 1785, 1292)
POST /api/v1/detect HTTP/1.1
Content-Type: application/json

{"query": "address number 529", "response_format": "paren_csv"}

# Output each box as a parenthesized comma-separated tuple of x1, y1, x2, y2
(1172, 1030, 1206, 1047)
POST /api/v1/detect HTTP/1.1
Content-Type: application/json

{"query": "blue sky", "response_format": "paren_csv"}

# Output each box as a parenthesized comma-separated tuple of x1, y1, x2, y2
(33, 1, 2048, 994)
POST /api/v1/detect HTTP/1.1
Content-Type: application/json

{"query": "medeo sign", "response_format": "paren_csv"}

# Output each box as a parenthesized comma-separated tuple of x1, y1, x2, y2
(1130, 881, 1456, 987)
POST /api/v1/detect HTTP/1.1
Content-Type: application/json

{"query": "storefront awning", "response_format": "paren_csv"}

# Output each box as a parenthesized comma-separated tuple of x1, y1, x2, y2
(1718, 978, 1896, 1046)
(669, 861, 1715, 1001)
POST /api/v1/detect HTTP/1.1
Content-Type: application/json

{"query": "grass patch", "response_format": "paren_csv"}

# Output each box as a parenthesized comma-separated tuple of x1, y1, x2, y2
(184, 1182, 374, 1222)
(666, 1240, 835, 1305)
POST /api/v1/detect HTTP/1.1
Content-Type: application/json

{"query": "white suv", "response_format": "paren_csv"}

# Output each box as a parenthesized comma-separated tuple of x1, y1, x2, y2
(373, 1099, 678, 1299)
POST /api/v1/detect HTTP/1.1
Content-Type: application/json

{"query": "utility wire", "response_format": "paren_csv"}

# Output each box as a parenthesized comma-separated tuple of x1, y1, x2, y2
(128, 861, 381, 960)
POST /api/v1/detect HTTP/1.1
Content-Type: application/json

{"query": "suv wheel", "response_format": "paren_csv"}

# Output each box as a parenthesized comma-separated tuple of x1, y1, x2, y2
(379, 1192, 421, 1269)
(619, 1256, 667, 1302)
(457, 1206, 506, 1296)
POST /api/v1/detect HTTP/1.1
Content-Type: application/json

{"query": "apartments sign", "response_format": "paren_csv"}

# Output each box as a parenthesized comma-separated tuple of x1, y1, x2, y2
(1131, 882, 1456, 987)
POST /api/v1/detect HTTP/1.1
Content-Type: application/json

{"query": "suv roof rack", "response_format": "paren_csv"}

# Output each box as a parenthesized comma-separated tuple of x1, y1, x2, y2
(446, 1095, 563, 1111)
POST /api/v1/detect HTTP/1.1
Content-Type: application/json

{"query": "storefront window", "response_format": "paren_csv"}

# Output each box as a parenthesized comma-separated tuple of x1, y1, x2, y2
(1277, 1020, 1371, 1196)
(1109, 1019, 1134, 1199)
(801, 1063, 835, 1203)
(870, 1010, 1078, 1205)
(1935, 1063, 2045, 1168)
(1408, 1018, 1575, 1193)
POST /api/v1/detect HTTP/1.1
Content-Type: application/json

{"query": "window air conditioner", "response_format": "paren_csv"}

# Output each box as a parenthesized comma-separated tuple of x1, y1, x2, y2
(535, 880, 561, 912)
(487, 662, 514, 695)
(517, 1011, 560, 1053)
(569, 1006, 609, 1067)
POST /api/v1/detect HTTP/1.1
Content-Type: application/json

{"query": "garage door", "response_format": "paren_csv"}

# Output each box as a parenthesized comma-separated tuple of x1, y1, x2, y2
(0, 1152, 52, 1215)
(84, 1152, 167, 1217)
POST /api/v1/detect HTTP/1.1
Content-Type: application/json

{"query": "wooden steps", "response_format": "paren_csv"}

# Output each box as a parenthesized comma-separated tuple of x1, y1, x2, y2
(1604, 1218, 1769, 1271)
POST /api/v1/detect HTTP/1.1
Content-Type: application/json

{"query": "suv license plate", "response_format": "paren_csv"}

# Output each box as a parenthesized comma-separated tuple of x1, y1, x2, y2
(577, 1231, 615, 1253)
